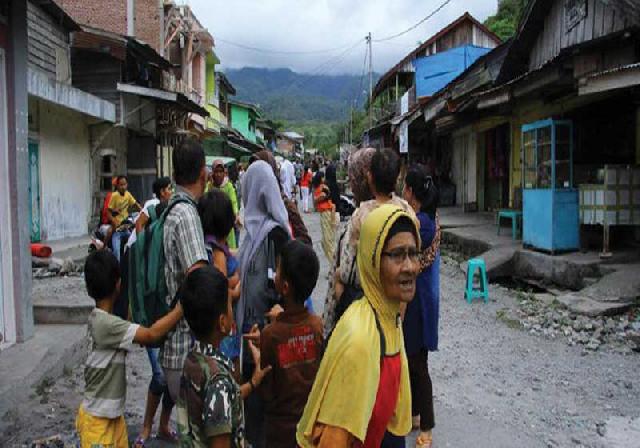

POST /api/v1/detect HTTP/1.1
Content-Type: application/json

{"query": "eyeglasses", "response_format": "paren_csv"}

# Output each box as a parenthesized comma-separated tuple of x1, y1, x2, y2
(381, 248, 420, 264)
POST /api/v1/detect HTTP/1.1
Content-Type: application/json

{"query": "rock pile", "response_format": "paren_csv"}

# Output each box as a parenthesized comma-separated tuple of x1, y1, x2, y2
(32, 257, 82, 279)
(505, 292, 640, 353)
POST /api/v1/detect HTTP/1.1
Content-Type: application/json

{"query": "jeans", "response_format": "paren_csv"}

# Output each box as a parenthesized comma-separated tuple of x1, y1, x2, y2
(111, 229, 130, 263)
(301, 187, 310, 212)
(146, 348, 173, 409)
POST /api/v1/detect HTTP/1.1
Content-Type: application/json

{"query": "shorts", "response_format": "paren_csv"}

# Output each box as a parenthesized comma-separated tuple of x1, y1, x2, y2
(76, 405, 128, 448)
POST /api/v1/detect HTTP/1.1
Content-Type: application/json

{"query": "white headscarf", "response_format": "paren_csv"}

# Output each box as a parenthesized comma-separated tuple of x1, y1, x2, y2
(239, 160, 291, 270)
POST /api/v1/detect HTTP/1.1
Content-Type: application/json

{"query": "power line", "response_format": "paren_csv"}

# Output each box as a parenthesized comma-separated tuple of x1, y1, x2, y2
(373, 0, 453, 42)
(215, 37, 357, 55)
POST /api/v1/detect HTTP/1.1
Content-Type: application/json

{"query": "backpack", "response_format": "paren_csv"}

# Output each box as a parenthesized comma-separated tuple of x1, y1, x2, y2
(128, 197, 191, 333)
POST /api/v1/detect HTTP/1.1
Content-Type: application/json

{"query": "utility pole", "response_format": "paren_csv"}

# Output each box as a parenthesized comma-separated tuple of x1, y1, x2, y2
(350, 101, 353, 146)
(367, 32, 373, 130)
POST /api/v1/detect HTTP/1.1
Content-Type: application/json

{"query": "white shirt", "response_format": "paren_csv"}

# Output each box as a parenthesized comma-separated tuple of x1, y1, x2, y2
(126, 198, 160, 249)
(280, 159, 296, 199)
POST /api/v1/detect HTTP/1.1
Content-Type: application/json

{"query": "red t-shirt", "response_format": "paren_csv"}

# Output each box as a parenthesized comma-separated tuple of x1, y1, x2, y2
(300, 171, 312, 188)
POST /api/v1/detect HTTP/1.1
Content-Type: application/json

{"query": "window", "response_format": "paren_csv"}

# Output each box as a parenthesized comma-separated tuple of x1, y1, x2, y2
(99, 151, 117, 191)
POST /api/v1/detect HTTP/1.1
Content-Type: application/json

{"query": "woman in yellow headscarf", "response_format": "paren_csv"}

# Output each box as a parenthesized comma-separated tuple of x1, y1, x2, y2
(297, 204, 421, 447)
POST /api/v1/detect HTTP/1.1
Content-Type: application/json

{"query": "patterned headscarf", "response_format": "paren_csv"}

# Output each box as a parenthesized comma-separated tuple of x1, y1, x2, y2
(348, 147, 375, 205)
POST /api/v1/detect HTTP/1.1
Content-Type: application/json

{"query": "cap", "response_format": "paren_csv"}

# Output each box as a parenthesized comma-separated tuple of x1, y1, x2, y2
(212, 159, 225, 170)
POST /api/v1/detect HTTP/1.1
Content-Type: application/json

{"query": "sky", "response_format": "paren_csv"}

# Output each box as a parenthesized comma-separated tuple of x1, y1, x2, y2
(187, 0, 499, 75)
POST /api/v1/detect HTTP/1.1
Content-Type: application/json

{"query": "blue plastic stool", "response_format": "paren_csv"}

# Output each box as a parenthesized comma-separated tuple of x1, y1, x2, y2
(465, 258, 489, 303)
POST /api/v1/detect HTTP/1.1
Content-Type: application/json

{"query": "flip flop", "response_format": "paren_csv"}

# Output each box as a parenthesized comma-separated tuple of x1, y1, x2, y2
(133, 436, 147, 448)
(156, 430, 178, 443)
(416, 431, 433, 448)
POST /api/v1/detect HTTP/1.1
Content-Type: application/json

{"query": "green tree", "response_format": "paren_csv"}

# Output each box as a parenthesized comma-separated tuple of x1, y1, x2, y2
(484, 0, 527, 41)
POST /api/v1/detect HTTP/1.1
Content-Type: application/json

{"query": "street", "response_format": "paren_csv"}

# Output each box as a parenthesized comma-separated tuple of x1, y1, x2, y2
(2, 211, 640, 448)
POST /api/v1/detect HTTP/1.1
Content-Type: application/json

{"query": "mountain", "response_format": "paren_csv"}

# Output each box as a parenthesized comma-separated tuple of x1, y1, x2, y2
(224, 67, 376, 122)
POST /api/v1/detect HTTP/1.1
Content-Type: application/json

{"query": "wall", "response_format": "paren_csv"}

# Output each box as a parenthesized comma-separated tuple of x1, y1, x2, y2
(5, 0, 34, 342)
(529, 0, 635, 72)
(26, 1, 70, 82)
(414, 45, 492, 98)
(204, 55, 223, 132)
(35, 100, 91, 240)
(59, 0, 127, 36)
(230, 105, 250, 140)
(134, 0, 160, 51)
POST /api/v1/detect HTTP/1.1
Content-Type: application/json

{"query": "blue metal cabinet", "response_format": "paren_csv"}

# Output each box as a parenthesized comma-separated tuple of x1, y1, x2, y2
(521, 119, 579, 253)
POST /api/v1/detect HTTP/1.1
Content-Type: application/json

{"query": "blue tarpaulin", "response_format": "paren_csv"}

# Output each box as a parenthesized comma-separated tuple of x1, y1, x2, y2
(414, 45, 492, 98)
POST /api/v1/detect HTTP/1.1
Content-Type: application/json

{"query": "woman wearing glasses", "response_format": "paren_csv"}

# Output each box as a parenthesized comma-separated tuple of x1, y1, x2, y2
(297, 205, 421, 448)
(401, 165, 441, 448)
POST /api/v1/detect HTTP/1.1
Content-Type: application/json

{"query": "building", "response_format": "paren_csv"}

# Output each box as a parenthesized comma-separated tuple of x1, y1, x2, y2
(365, 12, 501, 150)
(276, 131, 305, 156)
(420, 0, 640, 252)
(229, 99, 261, 144)
(26, 2, 116, 242)
(70, 25, 207, 219)
(162, 1, 214, 138)
(0, 0, 34, 344)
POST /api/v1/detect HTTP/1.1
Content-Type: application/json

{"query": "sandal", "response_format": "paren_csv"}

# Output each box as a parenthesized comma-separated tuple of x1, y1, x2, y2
(416, 430, 433, 448)
(132, 437, 147, 448)
(156, 430, 178, 443)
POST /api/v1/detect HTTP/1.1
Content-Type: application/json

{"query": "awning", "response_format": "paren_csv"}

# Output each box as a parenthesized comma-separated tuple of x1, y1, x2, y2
(117, 83, 209, 116)
(29, 68, 116, 122)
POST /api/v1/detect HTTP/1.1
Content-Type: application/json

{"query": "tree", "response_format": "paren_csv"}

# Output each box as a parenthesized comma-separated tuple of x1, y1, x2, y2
(484, 0, 527, 41)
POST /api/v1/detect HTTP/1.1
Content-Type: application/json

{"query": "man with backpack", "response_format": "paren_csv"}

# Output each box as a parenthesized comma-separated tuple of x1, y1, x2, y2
(160, 139, 209, 402)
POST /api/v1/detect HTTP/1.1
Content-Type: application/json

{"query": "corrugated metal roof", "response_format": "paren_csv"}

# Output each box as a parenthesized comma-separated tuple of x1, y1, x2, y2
(584, 61, 640, 79)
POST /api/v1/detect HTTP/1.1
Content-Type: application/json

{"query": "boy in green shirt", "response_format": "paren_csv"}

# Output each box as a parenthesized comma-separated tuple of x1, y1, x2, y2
(76, 250, 183, 448)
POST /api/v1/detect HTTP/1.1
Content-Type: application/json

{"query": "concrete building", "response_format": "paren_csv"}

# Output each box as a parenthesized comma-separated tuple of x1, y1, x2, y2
(229, 100, 260, 144)
(26, 2, 115, 242)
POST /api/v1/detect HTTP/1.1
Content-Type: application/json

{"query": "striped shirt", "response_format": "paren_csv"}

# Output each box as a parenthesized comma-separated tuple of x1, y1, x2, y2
(161, 188, 208, 370)
(82, 308, 139, 419)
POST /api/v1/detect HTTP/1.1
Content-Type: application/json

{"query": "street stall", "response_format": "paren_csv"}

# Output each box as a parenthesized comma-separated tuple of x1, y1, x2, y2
(579, 165, 640, 257)
(522, 119, 579, 253)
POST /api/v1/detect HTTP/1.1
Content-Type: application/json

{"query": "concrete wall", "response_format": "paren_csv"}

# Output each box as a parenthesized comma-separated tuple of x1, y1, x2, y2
(35, 100, 91, 240)
(4, 0, 34, 343)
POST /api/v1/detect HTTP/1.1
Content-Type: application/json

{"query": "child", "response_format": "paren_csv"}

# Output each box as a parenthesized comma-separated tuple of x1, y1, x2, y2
(177, 266, 271, 447)
(198, 190, 241, 301)
(76, 250, 183, 448)
(258, 240, 324, 447)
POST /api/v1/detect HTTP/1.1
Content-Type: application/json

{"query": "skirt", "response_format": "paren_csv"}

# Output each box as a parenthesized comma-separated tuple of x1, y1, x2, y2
(320, 211, 336, 265)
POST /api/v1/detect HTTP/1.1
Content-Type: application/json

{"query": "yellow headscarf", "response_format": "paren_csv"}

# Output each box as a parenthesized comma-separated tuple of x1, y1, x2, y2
(297, 205, 419, 446)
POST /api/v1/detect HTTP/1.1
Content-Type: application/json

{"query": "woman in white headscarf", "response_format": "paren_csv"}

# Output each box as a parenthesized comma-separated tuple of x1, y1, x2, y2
(237, 160, 291, 448)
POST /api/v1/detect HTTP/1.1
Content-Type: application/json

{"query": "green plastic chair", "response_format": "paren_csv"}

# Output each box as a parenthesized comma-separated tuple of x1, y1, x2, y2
(465, 258, 489, 303)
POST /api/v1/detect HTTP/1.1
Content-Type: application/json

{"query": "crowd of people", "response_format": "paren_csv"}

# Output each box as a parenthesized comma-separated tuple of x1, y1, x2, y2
(78, 138, 441, 448)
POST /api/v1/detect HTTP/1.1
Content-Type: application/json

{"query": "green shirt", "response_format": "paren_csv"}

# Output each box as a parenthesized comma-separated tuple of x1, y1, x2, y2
(82, 308, 139, 418)
(216, 180, 239, 249)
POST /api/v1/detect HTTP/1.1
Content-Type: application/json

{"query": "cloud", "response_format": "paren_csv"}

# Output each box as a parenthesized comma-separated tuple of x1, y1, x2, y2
(187, 0, 499, 74)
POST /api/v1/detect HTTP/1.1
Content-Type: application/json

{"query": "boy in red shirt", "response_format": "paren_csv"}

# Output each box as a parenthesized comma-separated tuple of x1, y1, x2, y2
(252, 240, 323, 447)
